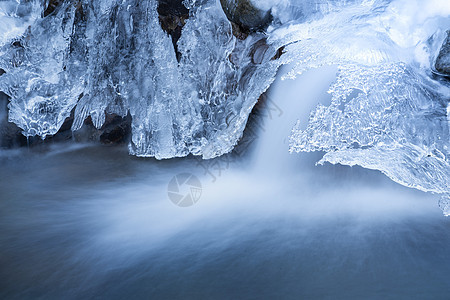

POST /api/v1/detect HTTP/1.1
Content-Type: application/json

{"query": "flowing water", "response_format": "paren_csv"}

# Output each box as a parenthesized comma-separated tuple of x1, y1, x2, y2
(1, 67, 449, 299)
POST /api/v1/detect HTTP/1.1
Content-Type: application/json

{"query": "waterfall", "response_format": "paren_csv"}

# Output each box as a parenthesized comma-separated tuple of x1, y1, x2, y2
(251, 65, 338, 174)
(0, 1, 450, 298)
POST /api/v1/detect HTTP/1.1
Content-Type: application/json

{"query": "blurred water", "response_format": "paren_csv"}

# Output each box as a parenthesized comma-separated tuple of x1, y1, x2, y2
(252, 65, 337, 174)
(0, 67, 449, 299)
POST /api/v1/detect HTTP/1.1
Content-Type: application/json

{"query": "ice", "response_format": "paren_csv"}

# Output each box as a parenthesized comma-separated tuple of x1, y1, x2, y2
(0, 0, 283, 159)
(0, 1, 80, 138)
(177, 1, 282, 158)
(0, 0, 448, 194)
(439, 195, 450, 216)
(290, 63, 449, 193)
(0, 0, 43, 46)
(286, 0, 450, 194)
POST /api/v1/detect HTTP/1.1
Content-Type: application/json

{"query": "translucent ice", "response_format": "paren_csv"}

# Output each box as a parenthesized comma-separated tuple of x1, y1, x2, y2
(286, 0, 450, 194)
(0, 0, 449, 196)
(0, 1, 80, 138)
(0, 0, 283, 158)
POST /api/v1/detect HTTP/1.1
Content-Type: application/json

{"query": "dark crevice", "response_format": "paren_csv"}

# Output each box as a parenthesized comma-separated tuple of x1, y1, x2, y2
(271, 46, 285, 61)
(43, 0, 65, 17)
(12, 40, 23, 48)
(157, 0, 189, 62)
(54, 109, 132, 145)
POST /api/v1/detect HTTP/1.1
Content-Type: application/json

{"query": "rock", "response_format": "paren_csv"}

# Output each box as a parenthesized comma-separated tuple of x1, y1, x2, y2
(158, 0, 189, 61)
(435, 31, 450, 76)
(43, 0, 65, 17)
(249, 38, 285, 64)
(251, 39, 270, 64)
(158, 0, 189, 16)
(99, 114, 132, 144)
(70, 113, 132, 145)
(220, 0, 272, 33)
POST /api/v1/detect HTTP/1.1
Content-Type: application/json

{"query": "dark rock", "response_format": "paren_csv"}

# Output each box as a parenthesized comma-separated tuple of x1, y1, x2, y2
(271, 46, 285, 61)
(230, 22, 249, 40)
(250, 39, 272, 64)
(43, 0, 65, 17)
(158, 0, 189, 16)
(220, 0, 272, 34)
(99, 114, 132, 144)
(435, 31, 450, 76)
(158, 0, 189, 61)
(70, 113, 132, 144)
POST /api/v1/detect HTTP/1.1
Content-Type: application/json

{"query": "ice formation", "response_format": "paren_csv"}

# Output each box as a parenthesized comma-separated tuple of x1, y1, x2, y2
(0, 0, 283, 159)
(0, 0, 449, 198)
(439, 194, 450, 216)
(283, 0, 450, 195)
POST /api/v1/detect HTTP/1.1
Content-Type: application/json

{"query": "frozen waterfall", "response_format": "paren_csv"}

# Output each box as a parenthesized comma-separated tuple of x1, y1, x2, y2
(0, 0, 449, 200)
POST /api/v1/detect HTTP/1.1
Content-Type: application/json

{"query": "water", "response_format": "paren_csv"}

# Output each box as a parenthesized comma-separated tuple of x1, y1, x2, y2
(252, 65, 337, 173)
(1, 67, 449, 299)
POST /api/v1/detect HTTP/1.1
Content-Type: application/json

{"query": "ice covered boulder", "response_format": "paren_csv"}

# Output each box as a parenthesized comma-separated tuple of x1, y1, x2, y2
(219, 0, 272, 32)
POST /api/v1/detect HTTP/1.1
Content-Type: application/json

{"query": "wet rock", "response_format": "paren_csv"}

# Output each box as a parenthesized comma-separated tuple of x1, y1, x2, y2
(271, 46, 285, 61)
(220, 0, 272, 34)
(435, 31, 450, 76)
(250, 39, 285, 64)
(251, 39, 270, 64)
